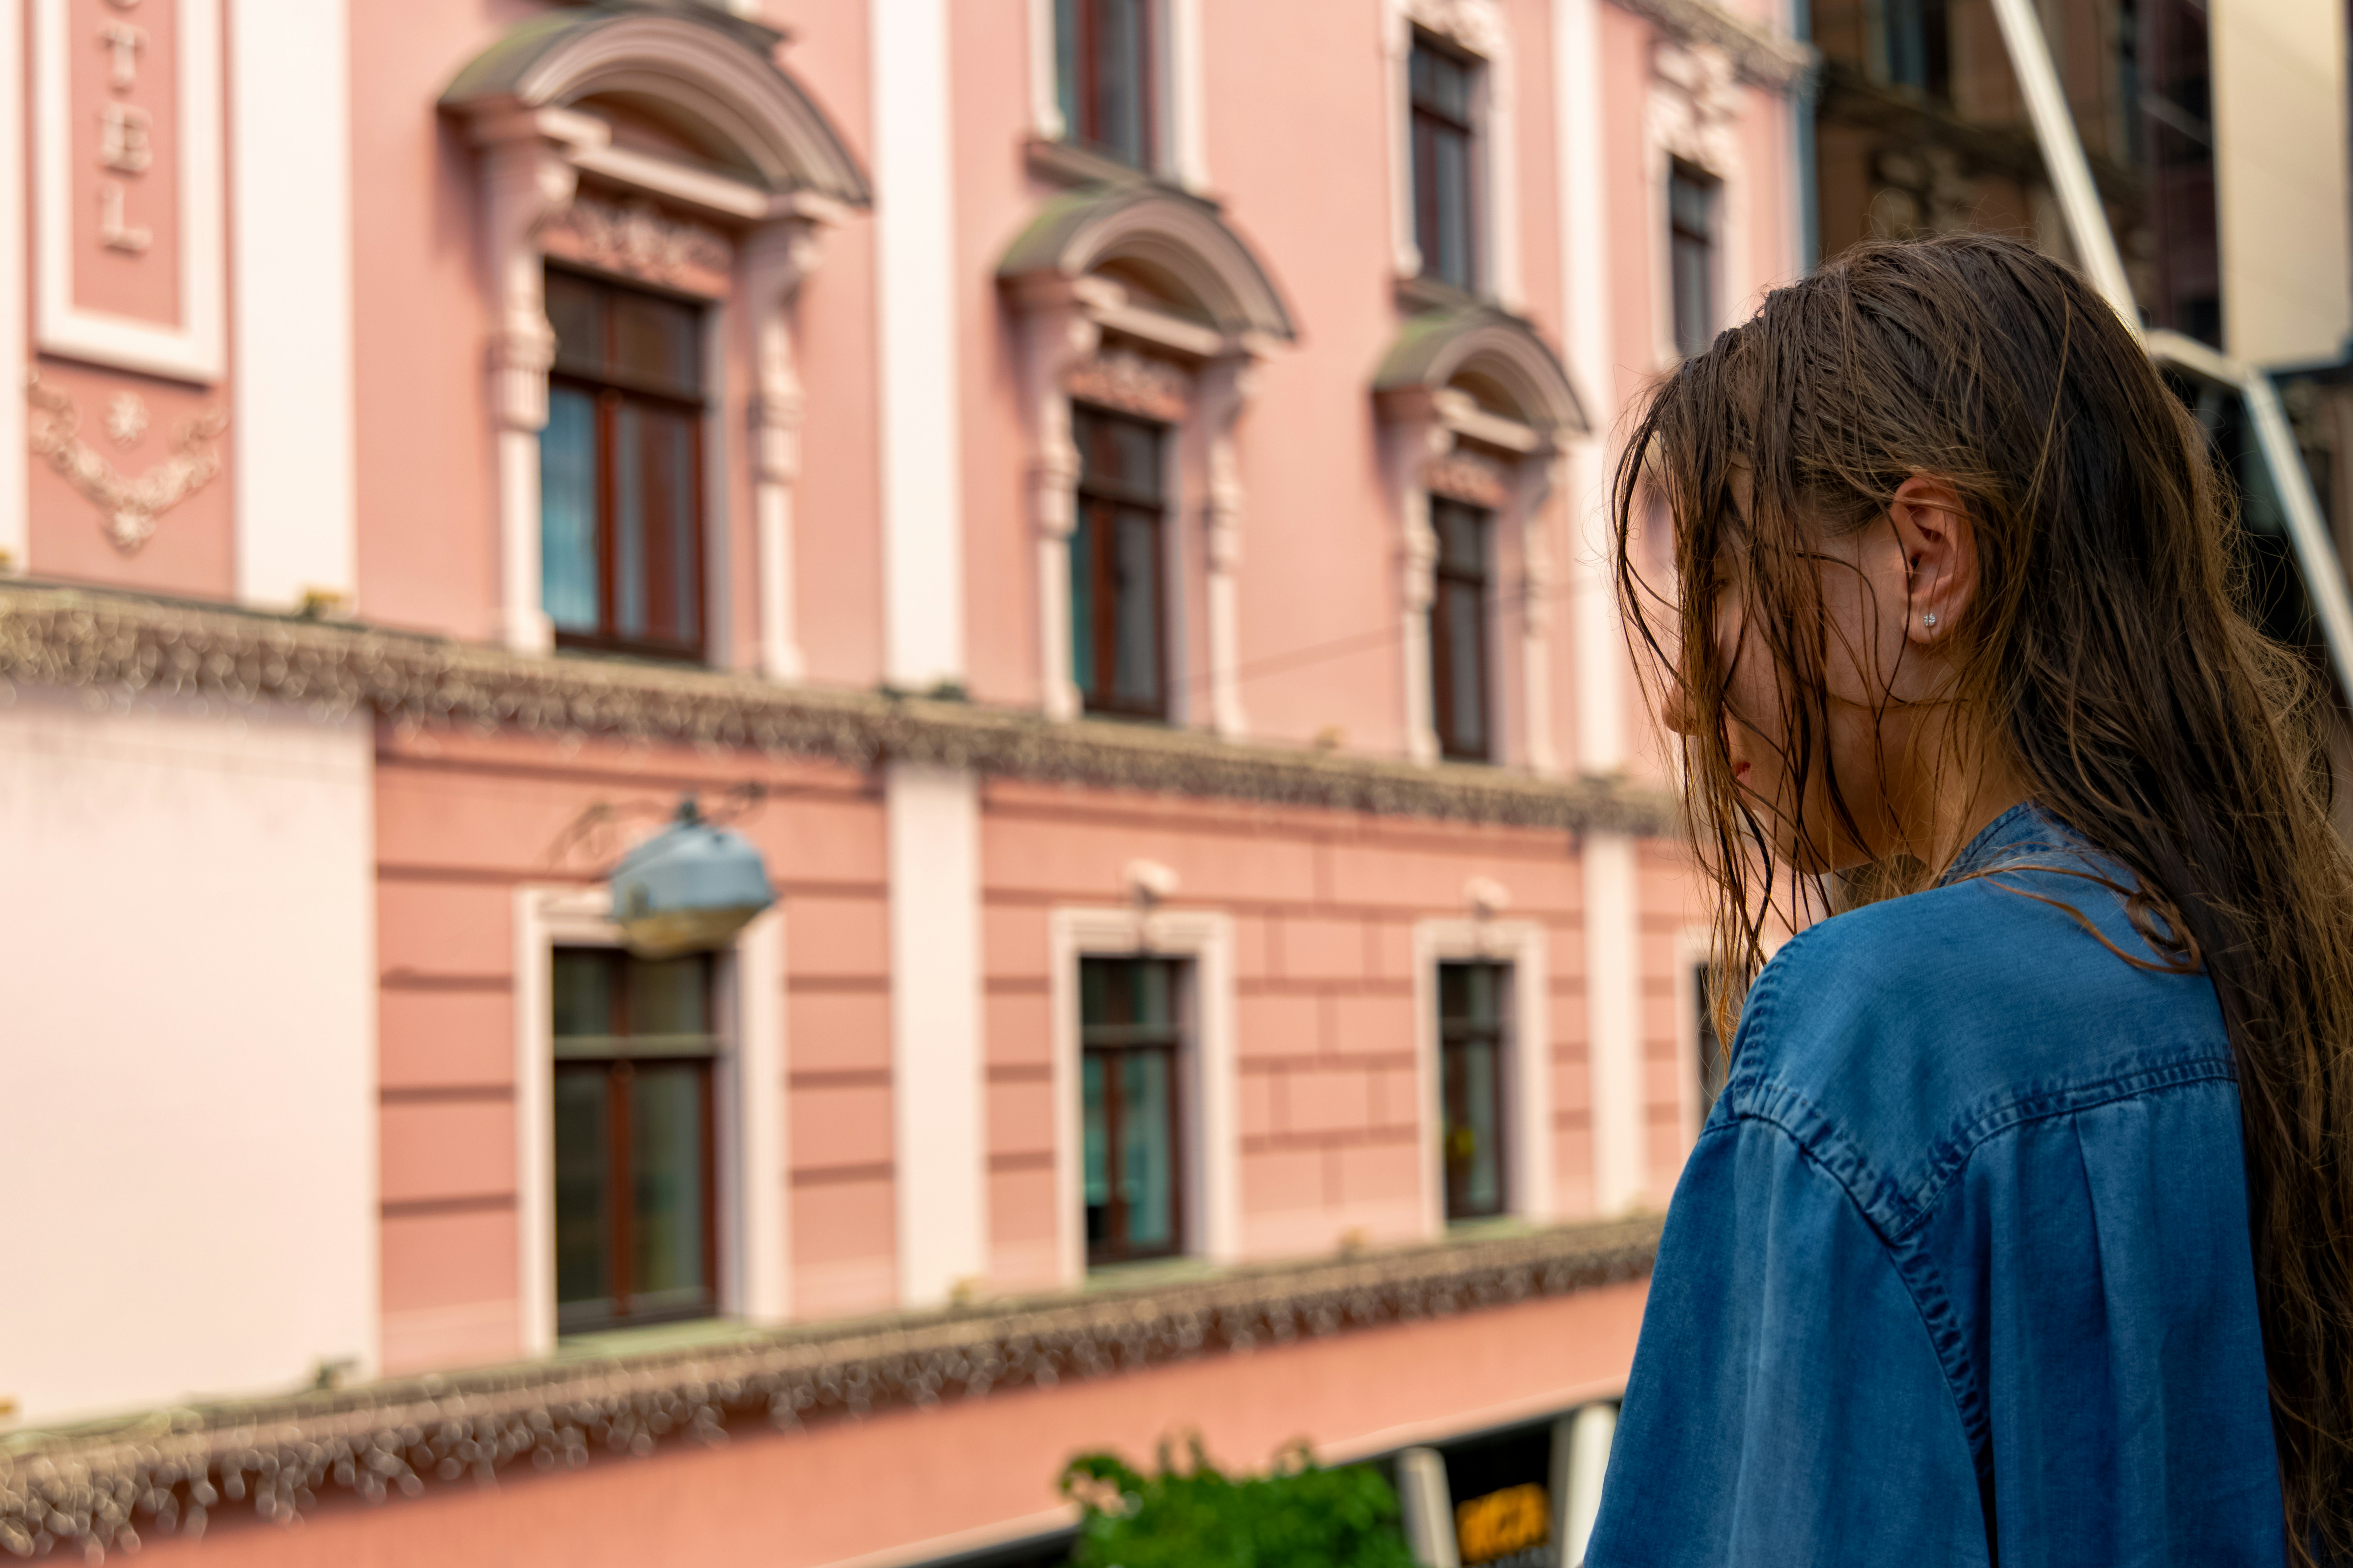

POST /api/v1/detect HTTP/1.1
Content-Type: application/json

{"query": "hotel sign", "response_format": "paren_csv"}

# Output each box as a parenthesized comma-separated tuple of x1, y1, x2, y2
(33, 0, 224, 381)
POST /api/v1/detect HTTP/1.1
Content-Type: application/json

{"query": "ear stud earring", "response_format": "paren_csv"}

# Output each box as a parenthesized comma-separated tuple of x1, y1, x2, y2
(1922, 612, 1940, 629)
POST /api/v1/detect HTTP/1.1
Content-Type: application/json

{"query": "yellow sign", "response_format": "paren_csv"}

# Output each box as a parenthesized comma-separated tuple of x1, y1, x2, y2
(1455, 1481, 1549, 1565)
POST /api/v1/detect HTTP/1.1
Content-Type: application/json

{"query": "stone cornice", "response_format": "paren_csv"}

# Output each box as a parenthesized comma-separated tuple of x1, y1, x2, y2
(1611, 0, 1815, 90)
(0, 583, 1676, 836)
(0, 1217, 1662, 1557)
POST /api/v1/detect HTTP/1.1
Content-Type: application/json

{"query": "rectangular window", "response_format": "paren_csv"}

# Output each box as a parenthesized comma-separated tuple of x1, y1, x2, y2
(1080, 956, 1185, 1265)
(1429, 497, 1491, 761)
(541, 268, 707, 661)
(1070, 404, 1168, 719)
(1669, 162, 1718, 361)
(1439, 961, 1508, 1221)
(1056, 0, 1155, 168)
(552, 948, 719, 1333)
(1410, 37, 1480, 292)
(1877, 0, 1951, 99)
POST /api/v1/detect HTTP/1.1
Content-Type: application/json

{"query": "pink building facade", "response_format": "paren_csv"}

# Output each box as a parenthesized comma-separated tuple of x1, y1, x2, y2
(0, 1, 1805, 1562)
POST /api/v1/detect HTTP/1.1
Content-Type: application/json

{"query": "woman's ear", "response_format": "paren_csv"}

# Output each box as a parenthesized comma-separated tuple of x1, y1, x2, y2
(1888, 474, 1975, 646)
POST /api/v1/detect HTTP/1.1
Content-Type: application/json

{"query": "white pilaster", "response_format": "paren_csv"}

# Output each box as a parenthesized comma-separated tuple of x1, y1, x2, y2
(744, 218, 828, 681)
(1198, 355, 1252, 737)
(1556, 0, 1648, 1216)
(886, 762, 987, 1307)
(873, 0, 965, 689)
(230, 0, 355, 610)
(0, 0, 24, 574)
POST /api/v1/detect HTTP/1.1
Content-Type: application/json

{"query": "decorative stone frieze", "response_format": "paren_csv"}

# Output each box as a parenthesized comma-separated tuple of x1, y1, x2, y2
(544, 193, 733, 297)
(1065, 347, 1192, 423)
(23, 372, 228, 553)
(0, 584, 1676, 836)
(1611, 0, 1814, 90)
(0, 1217, 1660, 1558)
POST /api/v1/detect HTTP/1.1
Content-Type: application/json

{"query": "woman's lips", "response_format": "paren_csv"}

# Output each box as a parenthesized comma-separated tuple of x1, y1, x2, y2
(1733, 761, 1752, 781)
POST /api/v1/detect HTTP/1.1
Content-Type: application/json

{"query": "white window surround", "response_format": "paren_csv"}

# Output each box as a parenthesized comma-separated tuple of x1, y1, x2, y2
(1024, 0, 1212, 191)
(441, 10, 867, 662)
(1412, 915, 1552, 1235)
(511, 887, 787, 1358)
(1645, 40, 1751, 368)
(1000, 188, 1293, 732)
(1047, 906, 1239, 1286)
(0, 0, 27, 573)
(1373, 311, 1584, 771)
(1384, 0, 1524, 310)
(32, 0, 226, 381)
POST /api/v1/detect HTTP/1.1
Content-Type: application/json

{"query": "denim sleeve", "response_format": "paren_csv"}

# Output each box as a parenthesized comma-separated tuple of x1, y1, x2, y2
(1583, 1119, 1988, 1568)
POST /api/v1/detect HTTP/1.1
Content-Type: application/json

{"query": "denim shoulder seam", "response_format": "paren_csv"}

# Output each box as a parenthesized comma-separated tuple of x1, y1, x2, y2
(1732, 1112, 1986, 1472)
(1893, 1057, 2239, 1242)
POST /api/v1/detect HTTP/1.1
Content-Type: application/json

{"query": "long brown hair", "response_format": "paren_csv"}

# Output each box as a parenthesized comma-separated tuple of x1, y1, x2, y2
(1615, 233, 2353, 1559)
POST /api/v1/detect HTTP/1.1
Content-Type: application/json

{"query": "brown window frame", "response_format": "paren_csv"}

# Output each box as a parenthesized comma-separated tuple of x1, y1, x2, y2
(1081, 956, 1188, 1267)
(1438, 959, 1510, 1223)
(1071, 402, 1171, 721)
(544, 266, 710, 664)
(1410, 33, 1483, 293)
(551, 948, 720, 1335)
(1429, 496, 1494, 762)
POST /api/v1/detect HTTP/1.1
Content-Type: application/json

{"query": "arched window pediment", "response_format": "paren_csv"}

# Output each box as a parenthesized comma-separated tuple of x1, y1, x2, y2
(1374, 305, 1587, 441)
(442, 4, 870, 208)
(998, 187, 1296, 348)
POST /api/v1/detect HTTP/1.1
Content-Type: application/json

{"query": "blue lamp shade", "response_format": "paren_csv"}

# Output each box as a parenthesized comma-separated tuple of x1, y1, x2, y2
(609, 799, 777, 959)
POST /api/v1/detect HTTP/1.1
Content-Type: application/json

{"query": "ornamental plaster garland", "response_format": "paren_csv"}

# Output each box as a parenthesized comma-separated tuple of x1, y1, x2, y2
(551, 193, 732, 290)
(24, 373, 227, 553)
(0, 1217, 1661, 1560)
(0, 584, 1678, 837)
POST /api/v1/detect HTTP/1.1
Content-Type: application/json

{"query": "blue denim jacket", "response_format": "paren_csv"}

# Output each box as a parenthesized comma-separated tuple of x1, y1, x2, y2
(1585, 805, 2283, 1567)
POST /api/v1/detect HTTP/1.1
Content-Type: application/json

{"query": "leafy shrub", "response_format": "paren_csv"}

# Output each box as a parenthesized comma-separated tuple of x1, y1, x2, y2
(1057, 1439, 1421, 1568)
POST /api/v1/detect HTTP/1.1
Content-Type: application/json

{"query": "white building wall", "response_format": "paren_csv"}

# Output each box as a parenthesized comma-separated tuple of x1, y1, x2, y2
(0, 689, 375, 1423)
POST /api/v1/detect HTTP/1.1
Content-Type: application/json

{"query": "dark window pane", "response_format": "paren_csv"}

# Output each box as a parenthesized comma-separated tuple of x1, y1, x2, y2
(1069, 507, 1097, 701)
(1071, 406, 1168, 718)
(542, 268, 706, 661)
(1062, 0, 1153, 167)
(1695, 965, 1727, 1122)
(629, 1063, 708, 1315)
(1439, 961, 1508, 1220)
(553, 1066, 613, 1311)
(1429, 501, 1491, 761)
(1411, 39, 1479, 290)
(552, 949, 615, 1038)
(611, 289, 701, 396)
(1119, 1051, 1176, 1249)
(541, 388, 600, 635)
(546, 271, 603, 378)
(628, 956, 708, 1037)
(1669, 164, 1718, 360)
(1112, 508, 1161, 707)
(1083, 1051, 1110, 1247)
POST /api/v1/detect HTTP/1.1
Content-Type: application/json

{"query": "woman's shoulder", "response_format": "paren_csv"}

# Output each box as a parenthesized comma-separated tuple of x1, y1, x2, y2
(1718, 848, 2235, 1235)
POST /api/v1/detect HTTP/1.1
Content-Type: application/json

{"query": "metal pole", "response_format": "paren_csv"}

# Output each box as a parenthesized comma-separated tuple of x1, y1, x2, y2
(1993, 1, 2353, 701)
(1986, 0, 2142, 337)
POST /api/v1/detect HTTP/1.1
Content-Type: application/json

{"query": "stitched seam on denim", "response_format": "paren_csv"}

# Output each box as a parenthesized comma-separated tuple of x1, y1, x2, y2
(1745, 1114, 1986, 1477)
(1889, 1059, 2239, 1243)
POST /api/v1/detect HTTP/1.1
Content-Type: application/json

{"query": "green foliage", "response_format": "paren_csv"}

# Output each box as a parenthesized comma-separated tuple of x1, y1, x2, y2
(1057, 1439, 1422, 1568)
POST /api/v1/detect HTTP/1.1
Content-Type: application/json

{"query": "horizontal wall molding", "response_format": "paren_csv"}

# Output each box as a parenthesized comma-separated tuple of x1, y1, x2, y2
(0, 584, 1676, 836)
(0, 1216, 1661, 1558)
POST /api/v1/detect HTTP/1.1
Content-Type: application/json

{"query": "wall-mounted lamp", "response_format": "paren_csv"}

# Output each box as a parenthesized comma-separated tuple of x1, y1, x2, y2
(610, 795, 777, 959)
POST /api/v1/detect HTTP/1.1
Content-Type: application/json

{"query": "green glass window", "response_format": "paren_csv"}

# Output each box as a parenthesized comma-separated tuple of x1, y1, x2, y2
(1080, 956, 1184, 1264)
(1439, 961, 1508, 1220)
(552, 948, 717, 1333)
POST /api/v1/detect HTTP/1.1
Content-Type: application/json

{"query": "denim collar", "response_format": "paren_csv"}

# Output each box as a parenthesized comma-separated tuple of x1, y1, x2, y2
(1939, 800, 2064, 886)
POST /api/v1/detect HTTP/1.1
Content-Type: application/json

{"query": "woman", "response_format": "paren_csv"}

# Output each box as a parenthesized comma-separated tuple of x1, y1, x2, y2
(1583, 235, 2353, 1567)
